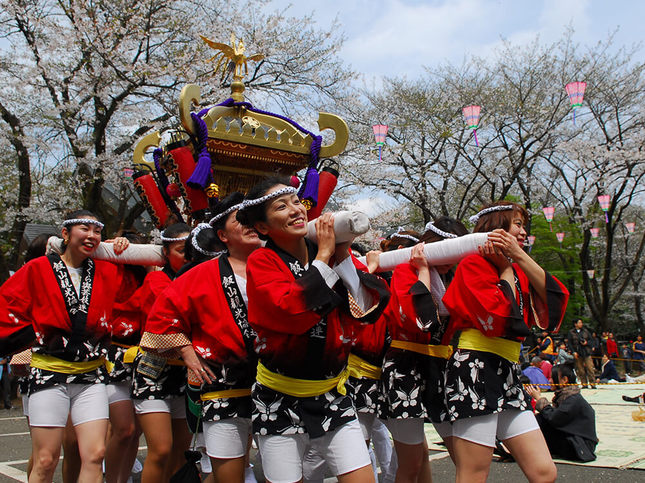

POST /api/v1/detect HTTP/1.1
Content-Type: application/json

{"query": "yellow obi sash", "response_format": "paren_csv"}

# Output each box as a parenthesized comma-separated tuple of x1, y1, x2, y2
(348, 353, 382, 380)
(457, 328, 521, 363)
(256, 362, 350, 397)
(201, 388, 252, 401)
(122, 346, 185, 366)
(31, 353, 112, 374)
(390, 340, 453, 360)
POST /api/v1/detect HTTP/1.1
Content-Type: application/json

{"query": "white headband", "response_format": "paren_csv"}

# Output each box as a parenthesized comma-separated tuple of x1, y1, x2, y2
(239, 186, 298, 210)
(209, 202, 244, 226)
(62, 218, 104, 229)
(389, 226, 419, 243)
(424, 222, 458, 239)
(190, 223, 220, 257)
(468, 205, 514, 224)
(160, 231, 189, 243)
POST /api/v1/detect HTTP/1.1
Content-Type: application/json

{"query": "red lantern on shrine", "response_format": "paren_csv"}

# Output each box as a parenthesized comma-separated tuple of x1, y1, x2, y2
(598, 194, 611, 223)
(542, 206, 555, 231)
(462, 105, 481, 147)
(372, 124, 388, 161)
(565, 81, 586, 124)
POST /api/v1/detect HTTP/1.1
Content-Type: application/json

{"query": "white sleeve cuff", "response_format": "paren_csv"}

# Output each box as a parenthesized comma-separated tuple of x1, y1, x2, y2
(312, 260, 340, 289)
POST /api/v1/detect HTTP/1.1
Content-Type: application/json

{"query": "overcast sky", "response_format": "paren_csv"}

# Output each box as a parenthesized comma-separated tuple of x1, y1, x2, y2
(268, 0, 644, 80)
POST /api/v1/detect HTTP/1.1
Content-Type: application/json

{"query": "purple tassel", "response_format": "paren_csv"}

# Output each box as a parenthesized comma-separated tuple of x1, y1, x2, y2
(153, 148, 171, 191)
(187, 112, 212, 190)
(473, 129, 479, 147)
(298, 135, 322, 207)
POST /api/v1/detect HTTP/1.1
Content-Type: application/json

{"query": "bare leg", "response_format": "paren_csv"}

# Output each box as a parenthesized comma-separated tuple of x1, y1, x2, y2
(452, 437, 494, 483)
(138, 412, 173, 483)
(105, 399, 138, 483)
(169, 417, 192, 478)
(443, 436, 456, 463)
(62, 417, 81, 483)
(75, 418, 109, 483)
(337, 464, 375, 483)
(29, 426, 64, 483)
(211, 456, 246, 483)
(417, 437, 432, 483)
(392, 440, 426, 483)
(503, 430, 557, 483)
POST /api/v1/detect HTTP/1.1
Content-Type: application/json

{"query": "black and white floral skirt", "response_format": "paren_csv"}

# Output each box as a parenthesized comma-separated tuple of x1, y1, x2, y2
(252, 382, 357, 439)
(346, 375, 384, 415)
(444, 349, 529, 422)
(107, 344, 133, 383)
(380, 348, 428, 420)
(130, 355, 186, 400)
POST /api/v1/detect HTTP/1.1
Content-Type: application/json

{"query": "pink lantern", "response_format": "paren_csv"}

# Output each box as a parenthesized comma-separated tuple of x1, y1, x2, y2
(590, 227, 600, 238)
(123, 168, 134, 178)
(527, 235, 536, 253)
(462, 105, 481, 147)
(626, 222, 636, 234)
(586, 269, 595, 279)
(556, 232, 565, 245)
(542, 206, 555, 231)
(597, 194, 611, 223)
(372, 124, 389, 161)
(565, 81, 587, 124)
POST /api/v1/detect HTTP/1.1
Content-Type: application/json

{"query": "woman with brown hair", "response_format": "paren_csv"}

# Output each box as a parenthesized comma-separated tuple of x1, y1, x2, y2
(442, 201, 569, 483)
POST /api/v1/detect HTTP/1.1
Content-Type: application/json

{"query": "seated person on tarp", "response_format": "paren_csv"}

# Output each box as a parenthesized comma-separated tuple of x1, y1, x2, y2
(526, 364, 598, 462)
(597, 354, 625, 383)
(522, 356, 551, 390)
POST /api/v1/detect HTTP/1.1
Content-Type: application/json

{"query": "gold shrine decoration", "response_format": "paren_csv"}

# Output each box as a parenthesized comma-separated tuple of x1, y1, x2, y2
(178, 84, 349, 159)
(201, 33, 265, 102)
(132, 131, 161, 170)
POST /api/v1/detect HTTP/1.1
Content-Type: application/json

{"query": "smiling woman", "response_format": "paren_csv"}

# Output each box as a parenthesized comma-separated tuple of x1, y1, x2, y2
(237, 176, 391, 483)
(0, 209, 133, 483)
(442, 200, 570, 483)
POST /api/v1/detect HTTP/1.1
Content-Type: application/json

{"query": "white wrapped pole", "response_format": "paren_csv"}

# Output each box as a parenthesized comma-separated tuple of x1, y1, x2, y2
(305, 211, 370, 244)
(357, 232, 490, 271)
(47, 237, 165, 266)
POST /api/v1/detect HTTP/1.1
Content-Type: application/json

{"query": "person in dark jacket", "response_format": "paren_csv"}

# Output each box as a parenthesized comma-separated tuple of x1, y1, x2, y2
(567, 319, 596, 388)
(596, 354, 625, 383)
(526, 364, 598, 462)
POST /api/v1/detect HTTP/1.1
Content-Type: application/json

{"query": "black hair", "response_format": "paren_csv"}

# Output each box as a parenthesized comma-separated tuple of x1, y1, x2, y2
(211, 192, 246, 247)
(420, 216, 469, 243)
(236, 176, 292, 240)
(350, 242, 367, 256)
(552, 364, 577, 385)
(117, 231, 148, 285)
(25, 233, 55, 263)
(380, 230, 421, 252)
(184, 226, 220, 264)
(161, 222, 191, 252)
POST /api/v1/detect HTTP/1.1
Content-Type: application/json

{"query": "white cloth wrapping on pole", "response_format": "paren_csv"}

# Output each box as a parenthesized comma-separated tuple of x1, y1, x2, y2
(47, 236, 165, 266)
(357, 232, 490, 271)
(305, 210, 370, 244)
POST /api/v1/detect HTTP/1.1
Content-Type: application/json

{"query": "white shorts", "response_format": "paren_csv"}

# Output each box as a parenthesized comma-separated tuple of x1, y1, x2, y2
(133, 396, 186, 419)
(28, 383, 108, 427)
(385, 417, 425, 445)
(22, 394, 29, 418)
(433, 421, 453, 439)
(203, 417, 252, 459)
(452, 409, 539, 448)
(257, 418, 370, 483)
(107, 381, 131, 405)
(357, 412, 376, 441)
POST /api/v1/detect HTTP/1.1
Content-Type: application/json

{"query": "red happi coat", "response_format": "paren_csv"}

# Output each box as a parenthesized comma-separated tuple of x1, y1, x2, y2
(246, 240, 390, 380)
(112, 270, 172, 344)
(386, 262, 447, 345)
(443, 254, 569, 342)
(142, 257, 256, 390)
(0, 256, 123, 359)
